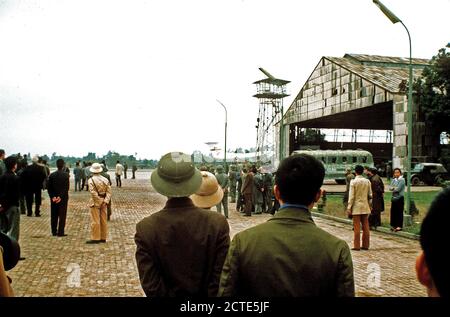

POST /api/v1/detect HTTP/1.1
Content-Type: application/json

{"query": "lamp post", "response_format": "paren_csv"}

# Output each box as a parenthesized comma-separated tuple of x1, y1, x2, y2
(373, 0, 413, 216)
(216, 99, 228, 172)
(279, 104, 285, 162)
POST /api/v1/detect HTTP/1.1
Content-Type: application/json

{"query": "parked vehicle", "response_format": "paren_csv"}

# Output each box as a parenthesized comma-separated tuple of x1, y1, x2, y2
(291, 149, 374, 184)
(404, 163, 450, 186)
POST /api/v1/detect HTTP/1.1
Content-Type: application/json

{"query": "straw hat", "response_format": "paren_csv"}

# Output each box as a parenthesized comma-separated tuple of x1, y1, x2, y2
(90, 162, 103, 174)
(151, 152, 202, 198)
(190, 171, 224, 208)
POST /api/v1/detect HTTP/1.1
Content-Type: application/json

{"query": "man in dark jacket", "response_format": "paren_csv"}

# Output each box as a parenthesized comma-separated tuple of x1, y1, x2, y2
(0, 156, 21, 242)
(47, 159, 70, 237)
(416, 187, 450, 297)
(20, 156, 46, 217)
(218, 154, 355, 297)
(241, 167, 254, 217)
(366, 167, 385, 229)
(16, 156, 28, 215)
(131, 164, 137, 179)
(134, 152, 230, 297)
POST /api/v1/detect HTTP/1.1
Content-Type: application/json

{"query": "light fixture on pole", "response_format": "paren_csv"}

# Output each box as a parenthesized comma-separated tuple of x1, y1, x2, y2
(373, 0, 413, 216)
(216, 99, 228, 172)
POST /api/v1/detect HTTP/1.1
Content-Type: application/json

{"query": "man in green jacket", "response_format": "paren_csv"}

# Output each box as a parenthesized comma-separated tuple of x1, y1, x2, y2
(218, 153, 355, 297)
(135, 152, 230, 296)
(215, 165, 229, 219)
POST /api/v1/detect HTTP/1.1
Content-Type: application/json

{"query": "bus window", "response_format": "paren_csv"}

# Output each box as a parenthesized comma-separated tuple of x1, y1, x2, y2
(342, 156, 347, 163)
(353, 157, 357, 163)
(321, 157, 326, 163)
(362, 156, 367, 164)
(331, 157, 337, 164)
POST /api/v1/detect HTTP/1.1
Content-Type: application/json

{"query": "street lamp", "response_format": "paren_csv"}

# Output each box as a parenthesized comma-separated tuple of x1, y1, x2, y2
(373, 0, 413, 216)
(216, 99, 228, 172)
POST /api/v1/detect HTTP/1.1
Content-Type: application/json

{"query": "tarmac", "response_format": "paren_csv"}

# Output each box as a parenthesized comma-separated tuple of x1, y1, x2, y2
(7, 170, 426, 297)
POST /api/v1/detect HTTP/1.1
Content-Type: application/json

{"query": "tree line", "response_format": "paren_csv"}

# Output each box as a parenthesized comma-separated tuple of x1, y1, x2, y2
(38, 151, 158, 169)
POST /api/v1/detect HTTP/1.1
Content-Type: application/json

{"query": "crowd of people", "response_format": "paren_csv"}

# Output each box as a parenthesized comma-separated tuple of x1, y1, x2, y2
(0, 149, 138, 295)
(199, 162, 277, 219)
(343, 164, 407, 250)
(135, 151, 449, 297)
(1, 148, 448, 297)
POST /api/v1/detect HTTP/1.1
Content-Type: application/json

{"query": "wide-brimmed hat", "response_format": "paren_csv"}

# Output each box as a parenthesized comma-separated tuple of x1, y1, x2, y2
(0, 232, 21, 271)
(190, 171, 224, 208)
(151, 152, 202, 198)
(90, 162, 103, 174)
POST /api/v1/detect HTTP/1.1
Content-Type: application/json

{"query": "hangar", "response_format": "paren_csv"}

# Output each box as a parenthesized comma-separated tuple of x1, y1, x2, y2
(275, 53, 438, 169)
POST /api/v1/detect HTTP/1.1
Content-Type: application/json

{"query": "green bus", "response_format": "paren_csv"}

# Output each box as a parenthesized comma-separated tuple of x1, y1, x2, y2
(291, 149, 374, 184)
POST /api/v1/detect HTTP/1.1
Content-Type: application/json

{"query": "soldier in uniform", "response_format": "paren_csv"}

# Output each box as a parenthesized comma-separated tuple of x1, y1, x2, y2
(132, 163, 138, 179)
(228, 164, 238, 203)
(123, 162, 128, 179)
(80, 161, 87, 191)
(215, 165, 229, 219)
(262, 170, 274, 213)
(253, 167, 264, 214)
(236, 167, 245, 212)
(241, 167, 254, 217)
(86, 163, 112, 244)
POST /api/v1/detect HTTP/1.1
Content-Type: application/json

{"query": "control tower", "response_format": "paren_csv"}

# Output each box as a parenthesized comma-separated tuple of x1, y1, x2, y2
(253, 68, 290, 165)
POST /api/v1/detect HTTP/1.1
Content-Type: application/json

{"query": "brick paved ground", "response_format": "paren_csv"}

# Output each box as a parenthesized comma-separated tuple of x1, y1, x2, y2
(7, 171, 426, 297)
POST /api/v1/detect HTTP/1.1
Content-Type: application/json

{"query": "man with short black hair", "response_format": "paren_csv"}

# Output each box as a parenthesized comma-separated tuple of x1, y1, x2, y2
(47, 159, 70, 237)
(218, 154, 354, 296)
(20, 155, 46, 217)
(416, 188, 450, 297)
(347, 165, 372, 250)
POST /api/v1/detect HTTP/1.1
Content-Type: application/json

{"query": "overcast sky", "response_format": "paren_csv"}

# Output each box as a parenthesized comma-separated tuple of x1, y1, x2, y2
(0, 0, 448, 160)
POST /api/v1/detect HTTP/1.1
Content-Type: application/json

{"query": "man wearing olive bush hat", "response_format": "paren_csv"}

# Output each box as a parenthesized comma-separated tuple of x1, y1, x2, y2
(134, 152, 230, 297)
